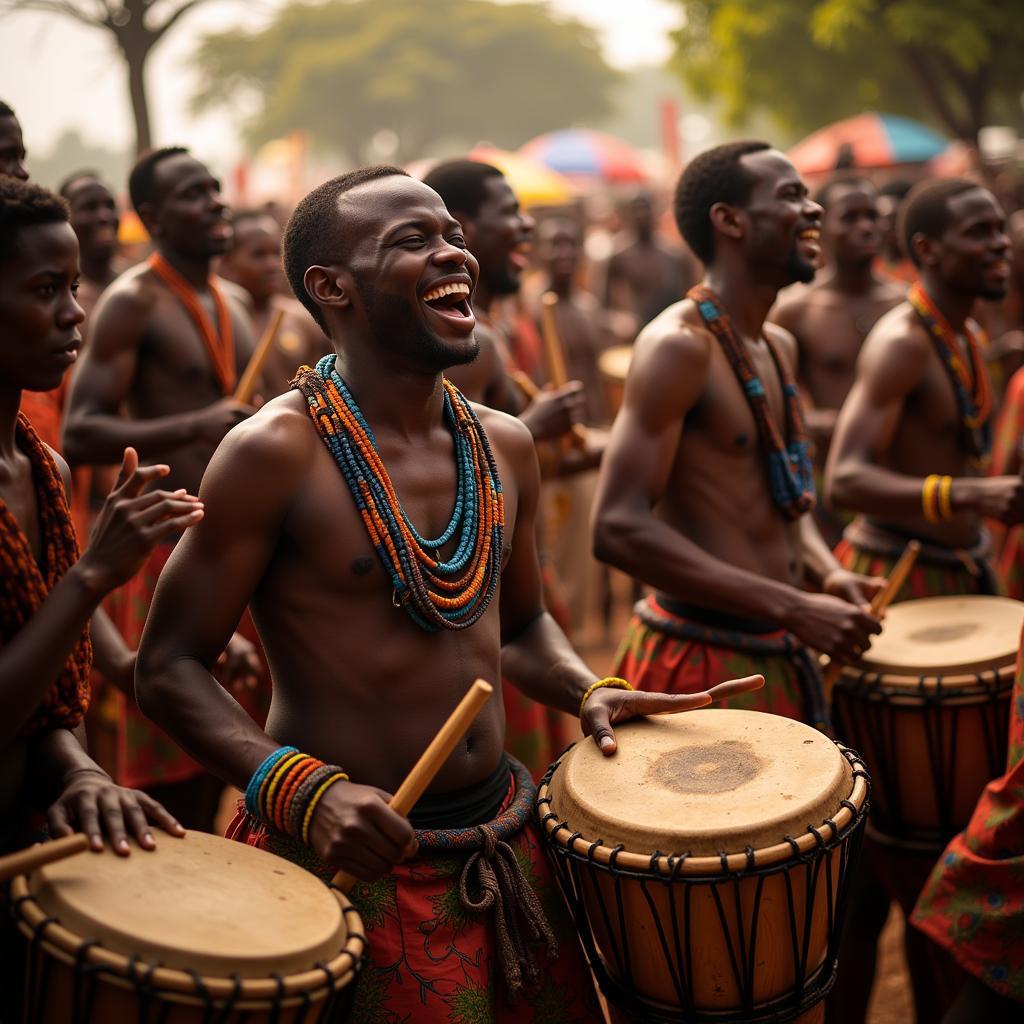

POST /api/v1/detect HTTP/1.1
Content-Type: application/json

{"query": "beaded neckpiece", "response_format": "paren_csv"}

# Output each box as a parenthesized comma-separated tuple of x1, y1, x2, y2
(909, 281, 993, 465)
(689, 285, 815, 521)
(292, 355, 505, 632)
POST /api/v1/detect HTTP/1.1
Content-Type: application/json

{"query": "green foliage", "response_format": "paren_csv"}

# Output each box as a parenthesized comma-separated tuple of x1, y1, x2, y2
(191, 0, 618, 162)
(668, 0, 1024, 142)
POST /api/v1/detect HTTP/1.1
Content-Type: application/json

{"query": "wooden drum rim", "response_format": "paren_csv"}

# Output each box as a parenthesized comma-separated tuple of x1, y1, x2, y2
(597, 345, 631, 385)
(837, 661, 1016, 695)
(537, 743, 868, 876)
(10, 875, 366, 1002)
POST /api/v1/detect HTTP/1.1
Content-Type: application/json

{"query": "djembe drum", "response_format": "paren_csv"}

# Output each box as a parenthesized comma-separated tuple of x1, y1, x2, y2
(832, 594, 1021, 849)
(537, 711, 869, 1023)
(598, 345, 632, 418)
(10, 830, 365, 1022)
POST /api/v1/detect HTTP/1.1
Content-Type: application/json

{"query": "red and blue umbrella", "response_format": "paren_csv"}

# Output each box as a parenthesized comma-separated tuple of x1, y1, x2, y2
(519, 129, 649, 184)
(789, 113, 949, 174)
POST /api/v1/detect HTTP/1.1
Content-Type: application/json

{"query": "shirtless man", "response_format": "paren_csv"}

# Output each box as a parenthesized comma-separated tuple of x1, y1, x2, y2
(59, 172, 122, 323)
(594, 141, 881, 728)
(771, 177, 905, 543)
(604, 187, 697, 334)
(133, 166, 753, 1020)
(825, 177, 1020, 1024)
(217, 208, 327, 399)
(63, 146, 259, 830)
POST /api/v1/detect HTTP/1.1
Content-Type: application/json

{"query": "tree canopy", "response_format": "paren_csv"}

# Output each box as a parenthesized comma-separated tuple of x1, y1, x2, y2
(668, 0, 1024, 144)
(190, 0, 619, 164)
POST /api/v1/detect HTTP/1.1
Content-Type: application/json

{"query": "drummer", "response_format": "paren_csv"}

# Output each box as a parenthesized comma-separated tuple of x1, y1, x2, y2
(826, 177, 1023, 597)
(134, 167, 752, 1021)
(0, 178, 187, 860)
(593, 141, 881, 727)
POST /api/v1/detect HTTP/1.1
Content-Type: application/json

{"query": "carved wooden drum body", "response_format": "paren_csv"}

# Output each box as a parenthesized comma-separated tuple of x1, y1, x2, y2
(833, 594, 1021, 848)
(11, 830, 365, 1023)
(598, 345, 632, 418)
(537, 711, 869, 1023)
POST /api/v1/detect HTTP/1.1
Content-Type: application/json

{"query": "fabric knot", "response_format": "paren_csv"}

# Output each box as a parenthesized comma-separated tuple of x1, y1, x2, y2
(458, 824, 557, 999)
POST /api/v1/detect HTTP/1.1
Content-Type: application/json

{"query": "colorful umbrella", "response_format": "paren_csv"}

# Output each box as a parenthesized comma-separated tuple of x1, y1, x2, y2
(519, 129, 649, 184)
(467, 146, 574, 208)
(789, 113, 949, 174)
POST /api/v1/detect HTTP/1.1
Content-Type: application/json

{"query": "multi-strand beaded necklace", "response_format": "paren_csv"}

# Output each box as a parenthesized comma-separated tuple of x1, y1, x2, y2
(689, 285, 815, 521)
(292, 355, 505, 632)
(909, 281, 993, 465)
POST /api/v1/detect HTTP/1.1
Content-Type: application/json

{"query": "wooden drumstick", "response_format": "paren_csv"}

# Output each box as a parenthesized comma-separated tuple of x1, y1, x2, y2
(540, 292, 569, 386)
(234, 307, 286, 405)
(0, 833, 90, 883)
(510, 368, 589, 446)
(821, 540, 921, 695)
(330, 679, 493, 893)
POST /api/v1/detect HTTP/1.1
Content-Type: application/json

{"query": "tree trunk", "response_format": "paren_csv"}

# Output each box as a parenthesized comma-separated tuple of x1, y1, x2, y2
(126, 47, 152, 156)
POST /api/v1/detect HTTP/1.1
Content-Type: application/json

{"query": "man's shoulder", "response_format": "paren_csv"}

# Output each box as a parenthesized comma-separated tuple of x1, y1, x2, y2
(217, 277, 254, 316)
(214, 390, 317, 478)
(473, 402, 533, 456)
(860, 301, 932, 372)
(635, 299, 713, 365)
(94, 262, 160, 315)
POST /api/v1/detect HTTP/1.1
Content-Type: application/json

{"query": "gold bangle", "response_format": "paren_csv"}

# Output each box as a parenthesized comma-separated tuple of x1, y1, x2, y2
(938, 475, 954, 520)
(579, 677, 634, 717)
(922, 474, 940, 523)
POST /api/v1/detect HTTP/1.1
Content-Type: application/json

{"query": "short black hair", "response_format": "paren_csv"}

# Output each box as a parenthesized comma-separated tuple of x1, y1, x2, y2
(58, 169, 103, 200)
(283, 165, 407, 331)
(0, 177, 69, 266)
(0, 100, 15, 119)
(899, 177, 983, 267)
(537, 213, 582, 241)
(228, 207, 277, 246)
(674, 141, 771, 264)
(128, 146, 188, 214)
(815, 175, 875, 210)
(878, 179, 913, 202)
(422, 160, 504, 221)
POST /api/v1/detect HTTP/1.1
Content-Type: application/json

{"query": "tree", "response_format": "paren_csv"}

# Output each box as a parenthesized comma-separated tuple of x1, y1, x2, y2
(668, 0, 1024, 145)
(0, 0, 221, 154)
(189, 0, 619, 164)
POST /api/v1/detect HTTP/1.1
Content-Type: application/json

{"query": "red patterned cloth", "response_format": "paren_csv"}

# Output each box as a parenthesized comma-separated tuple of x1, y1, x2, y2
(226, 759, 600, 1023)
(613, 594, 824, 726)
(103, 540, 202, 789)
(911, 624, 1024, 1004)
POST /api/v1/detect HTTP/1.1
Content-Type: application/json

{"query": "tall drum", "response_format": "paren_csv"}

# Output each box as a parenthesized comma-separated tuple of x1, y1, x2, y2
(11, 830, 365, 1023)
(598, 345, 632, 418)
(537, 711, 869, 1023)
(833, 594, 1021, 848)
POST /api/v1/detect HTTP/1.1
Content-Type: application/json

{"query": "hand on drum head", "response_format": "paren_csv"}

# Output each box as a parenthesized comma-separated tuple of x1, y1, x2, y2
(47, 770, 186, 855)
(308, 780, 418, 882)
(822, 568, 886, 608)
(785, 591, 881, 661)
(581, 675, 764, 755)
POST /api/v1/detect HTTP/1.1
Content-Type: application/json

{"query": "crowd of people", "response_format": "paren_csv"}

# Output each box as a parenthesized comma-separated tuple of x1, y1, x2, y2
(2, 89, 1024, 1023)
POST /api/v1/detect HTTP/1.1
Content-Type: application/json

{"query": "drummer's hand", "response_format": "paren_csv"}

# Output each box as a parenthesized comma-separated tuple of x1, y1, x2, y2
(47, 769, 185, 855)
(309, 780, 417, 882)
(786, 591, 881, 662)
(215, 631, 262, 697)
(822, 568, 886, 608)
(581, 676, 764, 756)
(519, 381, 586, 442)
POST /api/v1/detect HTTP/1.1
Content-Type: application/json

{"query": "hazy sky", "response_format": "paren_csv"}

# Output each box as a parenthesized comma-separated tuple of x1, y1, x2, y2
(1, 0, 681, 162)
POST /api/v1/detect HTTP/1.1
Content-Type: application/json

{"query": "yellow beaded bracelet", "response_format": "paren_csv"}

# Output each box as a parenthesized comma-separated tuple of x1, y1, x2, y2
(938, 475, 954, 520)
(579, 677, 634, 717)
(922, 474, 941, 523)
(301, 771, 349, 845)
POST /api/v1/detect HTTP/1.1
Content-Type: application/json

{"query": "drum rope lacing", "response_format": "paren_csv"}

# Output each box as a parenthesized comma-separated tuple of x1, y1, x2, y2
(9, 886, 365, 1023)
(536, 747, 870, 1024)
(834, 666, 1010, 849)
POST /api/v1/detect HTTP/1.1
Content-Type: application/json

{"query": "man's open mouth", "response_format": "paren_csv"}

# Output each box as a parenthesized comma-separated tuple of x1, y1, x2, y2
(422, 281, 473, 321)
(797, 227, 821, 258)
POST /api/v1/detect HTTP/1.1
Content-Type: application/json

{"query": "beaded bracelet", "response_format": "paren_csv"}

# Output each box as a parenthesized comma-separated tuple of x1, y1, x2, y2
(245, 746, 348, 842)
(922, 474, 941, 523)
(579, 676, 634, 717)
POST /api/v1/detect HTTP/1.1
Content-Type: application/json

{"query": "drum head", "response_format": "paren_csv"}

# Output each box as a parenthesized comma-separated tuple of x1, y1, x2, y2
(598, 345, 631, 383)
(857, 595, 1024, 680)
(29, 830, 347, 977)
(549, 710, 851, 855)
